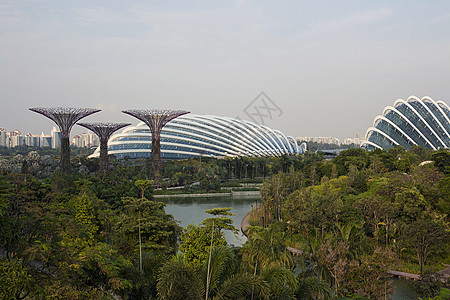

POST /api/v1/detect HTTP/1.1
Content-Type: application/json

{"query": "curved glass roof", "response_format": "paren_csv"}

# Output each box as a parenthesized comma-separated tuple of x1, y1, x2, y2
(362, 96, 450, 150)
(90, 114, 303, 159)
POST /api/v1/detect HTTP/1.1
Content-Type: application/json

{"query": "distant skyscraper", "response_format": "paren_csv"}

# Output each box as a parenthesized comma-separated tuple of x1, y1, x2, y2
(71, 132, 98, 148)
(297, 136, 341, 145)
(25, 133, 40, 147)
(0, 129, 6, 147)
(40, 132, 52, 148)
(342, 137, 364, 145)
(71, 134, 82, 148)
(11, 135, 25, 147)
(7, 130, 21, 148)
(51, 127, 61, 149)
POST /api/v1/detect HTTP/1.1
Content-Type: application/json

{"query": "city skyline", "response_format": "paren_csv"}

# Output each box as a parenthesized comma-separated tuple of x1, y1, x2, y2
(1, 1, 450, 140)
(0, 123, 364, 147)
(0, 126, 99, 148)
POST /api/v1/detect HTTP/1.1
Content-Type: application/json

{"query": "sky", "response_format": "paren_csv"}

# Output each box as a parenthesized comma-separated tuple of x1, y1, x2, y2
(1, 0, 450, 140)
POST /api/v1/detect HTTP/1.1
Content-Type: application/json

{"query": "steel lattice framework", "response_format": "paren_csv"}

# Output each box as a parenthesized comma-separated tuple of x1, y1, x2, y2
(122, 109, 189, 177)
(29, 107, 100, 173)
(361, 96, 450, 150)
(77, 122, 131, 173)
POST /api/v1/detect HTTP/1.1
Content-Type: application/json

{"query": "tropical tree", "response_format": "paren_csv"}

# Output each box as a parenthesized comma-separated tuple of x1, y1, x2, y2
(402, 218, 448, 275)
(201, 207, 238, 235)
(157, 246, 269, 300)
(344, 248, 397, 299)
(295, 276, 332, 300)
(179, 224, 226, 265)
(242, 225, 293, 272)
(180, 207, 238, 265)
(114, 196, 180, 257)
(0, 256, 34, 300)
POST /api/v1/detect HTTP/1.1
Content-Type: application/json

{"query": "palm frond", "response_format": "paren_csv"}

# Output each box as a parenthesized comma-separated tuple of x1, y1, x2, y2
(296, 276, 332, 300)
(259, 265, 298, 299)
(157, 254, 204, 300)
(202, 245, 237, 294)
(212, 273, 269, 300)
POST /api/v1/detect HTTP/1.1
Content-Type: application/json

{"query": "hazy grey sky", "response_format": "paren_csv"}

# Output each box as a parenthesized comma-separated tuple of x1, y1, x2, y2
(1, 0, 450, 140)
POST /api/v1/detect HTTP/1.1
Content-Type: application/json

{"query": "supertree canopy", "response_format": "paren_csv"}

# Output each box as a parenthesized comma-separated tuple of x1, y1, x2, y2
(122, 109, 189, 178)
(77, 122, 131, 173)
(30, 107, 100, 173)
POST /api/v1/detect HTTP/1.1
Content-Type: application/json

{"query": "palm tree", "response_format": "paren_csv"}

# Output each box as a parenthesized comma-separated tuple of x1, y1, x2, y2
(295, 277, 332, 300)
(288, 242, 333, 299)
(241, 226, 300, 299)
(157, 254, 204, 299)
(243, 225, 332, 299)
(242, 225, 293, 272)
(157, 246, 269, 300)
(258, 265, 298, 299)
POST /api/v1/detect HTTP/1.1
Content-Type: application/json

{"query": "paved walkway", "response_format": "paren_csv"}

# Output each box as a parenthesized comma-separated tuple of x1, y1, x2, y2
(437, 264, 450, 279)
(388, 270, 420, 280)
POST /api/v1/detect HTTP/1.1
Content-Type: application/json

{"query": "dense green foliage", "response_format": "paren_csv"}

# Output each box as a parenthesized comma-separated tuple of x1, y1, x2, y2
(0, 146, 448, 299)
(256, 147, 450, 299)
(0, 170, 179, 298)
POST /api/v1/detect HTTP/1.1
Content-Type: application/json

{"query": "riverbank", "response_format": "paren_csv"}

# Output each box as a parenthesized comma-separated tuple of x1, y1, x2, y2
(159, 195, 258, 246)
(154, 190, 261, 198)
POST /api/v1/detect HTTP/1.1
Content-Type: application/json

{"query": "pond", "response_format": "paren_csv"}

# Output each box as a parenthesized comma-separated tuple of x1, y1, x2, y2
(159, 195, 420, 299)
(158, 195, 260, 246)
(390, 278, 420, 299)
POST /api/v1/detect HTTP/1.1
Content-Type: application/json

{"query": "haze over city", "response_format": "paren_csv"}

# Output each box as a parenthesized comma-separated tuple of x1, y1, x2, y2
(1, 0, 450, 140)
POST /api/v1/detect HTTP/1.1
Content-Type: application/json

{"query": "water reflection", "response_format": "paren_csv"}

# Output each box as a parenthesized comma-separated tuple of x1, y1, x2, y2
(390, 278, 420, 299)
(158, 195, 260, 246)
(159, 195, 420, 299)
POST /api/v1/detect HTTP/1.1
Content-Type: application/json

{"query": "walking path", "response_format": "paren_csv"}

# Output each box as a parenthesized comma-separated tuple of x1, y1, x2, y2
(388, 264, 450, 281)
(387, 270, 420, 280)
(437, 265, 450, 279)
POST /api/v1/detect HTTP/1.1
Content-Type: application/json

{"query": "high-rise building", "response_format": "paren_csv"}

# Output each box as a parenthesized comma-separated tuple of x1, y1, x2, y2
(25, 133, 40, 147)
(51, 127, 61, 149)
(71, 132, 98, 148)
(40, 132, 52, 148)
(11, 135, 25, 147)
(342, 137, 364, 145)
(7, 130, 21, 148)
(297, 136, 341, 145)
(0, 128, 6, 147)
(1, 127, 98, 149)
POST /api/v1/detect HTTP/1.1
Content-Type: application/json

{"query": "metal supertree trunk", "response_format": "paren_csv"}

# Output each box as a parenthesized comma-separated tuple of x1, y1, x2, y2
(29, 107, 100, 173)
(77, 122, 131, 174)
(122, 109, 189, 178)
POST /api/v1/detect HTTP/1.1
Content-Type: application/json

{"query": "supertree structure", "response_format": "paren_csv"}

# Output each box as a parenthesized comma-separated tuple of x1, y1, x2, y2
(122, 109, 189, 178)
(77, 122, 131, 174)
(29, 107, 101, 173)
